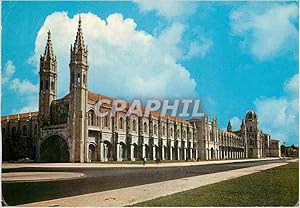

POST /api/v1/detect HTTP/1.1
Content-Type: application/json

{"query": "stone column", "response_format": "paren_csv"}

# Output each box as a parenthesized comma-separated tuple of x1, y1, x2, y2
(100, 142, 104, 162)
(177, 147, 180, 160)
(161, 146, 165, 160)
(104, 144, 108, 162)
(116, 143, 121, 161)
(170, 147, 173, 160)
(152, 145, 156, 160)
(130, 144, 135, 161)
(189, 148, 192, 160)
(183, 148, 187, 160)
(195, 149, 198, 160)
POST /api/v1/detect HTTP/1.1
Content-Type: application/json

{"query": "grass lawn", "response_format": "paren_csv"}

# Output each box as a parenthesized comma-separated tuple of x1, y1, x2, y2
(133, 162, 299, 207)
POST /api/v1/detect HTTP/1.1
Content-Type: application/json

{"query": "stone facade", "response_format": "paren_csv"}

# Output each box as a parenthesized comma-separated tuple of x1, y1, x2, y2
(1, 18, 281, 162)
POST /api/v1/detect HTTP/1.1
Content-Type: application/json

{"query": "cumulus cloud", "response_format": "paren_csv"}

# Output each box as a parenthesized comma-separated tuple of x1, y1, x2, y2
(229, 116, 242, 131)
(2, 60, 15, 84)
(134, 0, 197, 19)
(29, 12, 197, 100)
(254, 74, 299, 144)
(184, 38, 213, 60)
(230, 3, 298, 60)
(2, 60, 38, 113)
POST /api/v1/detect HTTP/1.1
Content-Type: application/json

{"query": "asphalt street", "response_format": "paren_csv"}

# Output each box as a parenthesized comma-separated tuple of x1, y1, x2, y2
(2, 159, 282, 205)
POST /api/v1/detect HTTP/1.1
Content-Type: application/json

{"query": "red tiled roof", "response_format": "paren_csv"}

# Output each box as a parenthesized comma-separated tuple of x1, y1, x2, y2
(1, 111, 39, 121)
(88, 91, 190, 125)
(2, 91, 191, 125)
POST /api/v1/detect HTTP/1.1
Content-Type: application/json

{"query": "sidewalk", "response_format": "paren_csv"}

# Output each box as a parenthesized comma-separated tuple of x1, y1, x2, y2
(2, 158, 279, 169)
(20, 161, 287, 207)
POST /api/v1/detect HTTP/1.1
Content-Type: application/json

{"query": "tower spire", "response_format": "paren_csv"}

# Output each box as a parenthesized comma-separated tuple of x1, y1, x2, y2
(227, 120, 232, 132)
(74, 15, 85, 51)
(43, 30, 55, 60)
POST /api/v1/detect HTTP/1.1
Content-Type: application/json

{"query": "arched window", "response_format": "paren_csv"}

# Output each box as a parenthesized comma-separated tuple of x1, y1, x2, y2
(22, 125, 27, 136)
(183, 131, 186, 138)
(119, 117, 124, 130)
(132, 119, 137, 131)
(77, 73, 81, 83)
(163, 126, 166, 136)
(88, 110, 95, 126)
(144, 122, 147, 134)
(83, 74, 86, 84)
(177, 129, 179, 137)
(154, 124, 157, 135)
(51, 81, 54, 90)
(170, 127, 173, 137)
(103, 115, 109, 127)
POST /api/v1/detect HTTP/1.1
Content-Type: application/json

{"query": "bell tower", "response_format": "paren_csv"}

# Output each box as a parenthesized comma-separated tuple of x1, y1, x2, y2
(39, 31, 57, 125)
(69, 16, 89, 162)
(244, 110, 260, 158)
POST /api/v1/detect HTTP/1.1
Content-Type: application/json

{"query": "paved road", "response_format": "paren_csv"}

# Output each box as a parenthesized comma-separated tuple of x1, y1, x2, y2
(2, 159, 282, 205)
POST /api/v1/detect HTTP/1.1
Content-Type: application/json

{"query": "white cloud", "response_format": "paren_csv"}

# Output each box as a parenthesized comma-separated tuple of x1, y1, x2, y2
(230, 3, 298, 60)
(254, 74, 299, 144)
(134, 0, 197, 19)
(2, 60, 15, 83)
(29, 12, 197, 100)
(1, 60, 38, 113)
(284, 73, 299, 95)
(10, 79, 38, 95)
(229, 116, 242, 131)
(184, 38, 213, 60)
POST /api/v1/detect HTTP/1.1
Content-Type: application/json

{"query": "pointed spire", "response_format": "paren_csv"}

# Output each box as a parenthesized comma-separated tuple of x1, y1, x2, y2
(43, 30, 54, 59)
(227, 120, 232, 132)
(74, 15, 85, 51)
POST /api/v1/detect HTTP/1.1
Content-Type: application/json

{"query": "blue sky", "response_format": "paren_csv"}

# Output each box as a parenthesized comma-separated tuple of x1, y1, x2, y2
(1, 1, 299, 145)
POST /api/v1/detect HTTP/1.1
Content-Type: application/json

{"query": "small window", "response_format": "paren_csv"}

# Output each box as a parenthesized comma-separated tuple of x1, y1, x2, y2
(103, 115, 109, 127)
(88, 110, 95, 126)
(51, 81, 54, 90)
(144, 122, 147, 134)
(163, 126, 166, 136)
(77, 73, 81, 83)
(170, 127, 173, 137)
(83, 74, 86, 84)
(154, 124, 157, 135)
(40, 79, 43, 89)
(119, 117, 124, 130)
(132, 119, 137, 131)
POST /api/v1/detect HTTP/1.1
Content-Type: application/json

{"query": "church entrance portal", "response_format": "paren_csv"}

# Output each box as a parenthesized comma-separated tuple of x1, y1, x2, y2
(40, 135, 69, 162)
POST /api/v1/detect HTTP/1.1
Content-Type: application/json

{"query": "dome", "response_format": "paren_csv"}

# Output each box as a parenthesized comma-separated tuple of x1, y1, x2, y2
(246, 110, 257, 120)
